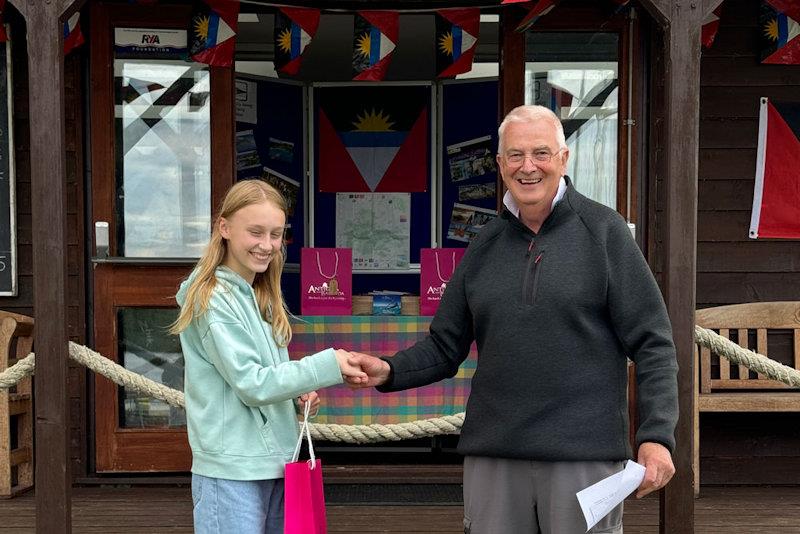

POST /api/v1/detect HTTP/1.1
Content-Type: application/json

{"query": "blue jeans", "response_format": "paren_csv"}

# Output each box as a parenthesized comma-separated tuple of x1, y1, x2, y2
(192, 473, 285, 534)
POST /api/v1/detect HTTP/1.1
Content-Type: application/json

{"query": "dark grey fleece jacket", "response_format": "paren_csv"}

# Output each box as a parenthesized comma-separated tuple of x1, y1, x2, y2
(379, 178, 678, 461)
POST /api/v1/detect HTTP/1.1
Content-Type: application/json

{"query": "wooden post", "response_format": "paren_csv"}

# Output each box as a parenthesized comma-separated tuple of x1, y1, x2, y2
(497, 6, 525, 211)
(638, 0, 703, 531)
(7, 0, 82, 531)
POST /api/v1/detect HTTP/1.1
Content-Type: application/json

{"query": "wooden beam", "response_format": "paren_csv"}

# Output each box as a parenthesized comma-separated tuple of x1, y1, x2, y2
(659, 2, 703, 533)
(498, 7, 525, 119)
(17, 1, 72, 532)
(496, 5, 525, 211)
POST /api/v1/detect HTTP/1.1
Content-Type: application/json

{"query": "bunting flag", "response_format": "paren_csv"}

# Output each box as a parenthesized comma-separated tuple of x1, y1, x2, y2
(0, 0, 8, 42)
(749, 98, 800, 239)
(317, 86, 429, 192)
(701, 4, 723, 49)
(435, 9, 479, 78)
(352, 11, 398, 81)
(760, 0, 800, 64)
(515, 0, 557, 33)
(274, 7, 320, 76)
(63, 13, 85, 55)
(189, 0, 239, 67)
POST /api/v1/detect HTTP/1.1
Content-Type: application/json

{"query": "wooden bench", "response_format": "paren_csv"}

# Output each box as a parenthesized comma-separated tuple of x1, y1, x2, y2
(693, 301, 800, 495)
(0, 311, 34, 498)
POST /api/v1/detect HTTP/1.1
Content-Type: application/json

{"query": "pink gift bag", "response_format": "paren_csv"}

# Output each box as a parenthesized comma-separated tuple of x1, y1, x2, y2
(300, 247, 352, 315)
(419, 248, 466, 316)
(285, 403, 327, 534)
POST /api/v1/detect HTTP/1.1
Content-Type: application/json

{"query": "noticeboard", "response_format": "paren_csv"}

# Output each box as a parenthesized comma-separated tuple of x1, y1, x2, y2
(0, 30, 16, 296)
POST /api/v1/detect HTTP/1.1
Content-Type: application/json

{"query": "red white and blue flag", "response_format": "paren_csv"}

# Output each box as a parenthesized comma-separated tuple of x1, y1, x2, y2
(317, 86, 428, 192)
(274, 7, 320, 76)
(760, 0, 800, 64)
(702, 3, 724, 48)
(189, 0, 239, 67)
(63, 13, 85, 55)
(352, 11, 398, 81)
(749, 98, 800, 239)
(435, 9, 479, 78)
(514, 0, 557, 33)
(0, 0, 8, 43)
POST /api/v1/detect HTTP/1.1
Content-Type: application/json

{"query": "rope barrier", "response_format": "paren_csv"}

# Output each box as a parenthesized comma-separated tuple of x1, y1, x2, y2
(1, 326, 798, 443)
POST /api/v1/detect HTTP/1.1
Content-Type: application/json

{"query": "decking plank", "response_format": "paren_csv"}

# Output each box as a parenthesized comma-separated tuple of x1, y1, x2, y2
(0, 486, 798, 532)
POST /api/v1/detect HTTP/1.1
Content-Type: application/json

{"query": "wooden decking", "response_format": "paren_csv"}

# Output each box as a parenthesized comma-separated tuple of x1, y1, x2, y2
(0, 486, 799, 532)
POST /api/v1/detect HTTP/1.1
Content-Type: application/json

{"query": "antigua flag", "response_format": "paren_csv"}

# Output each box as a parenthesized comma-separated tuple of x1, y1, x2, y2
(189, 0, 239, 67)
(316, 85, 429, 192)
(352, 11, 398, 81)
(749, 98, 800, 239)
(760, 0, 800, 64)
(435, 9, 479, 78)
(274, 7, 320, 76)
(63, 13, 85, 55)
(515, 1, 557, 33)
(701, 3, 723, 49)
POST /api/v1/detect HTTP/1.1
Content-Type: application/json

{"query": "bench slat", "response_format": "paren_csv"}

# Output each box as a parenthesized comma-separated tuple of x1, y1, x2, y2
(737, 328, 750, 380)
(698, 392, 800, 412)
(719, 329, 730, 380)
(756, 328, 768, 380)
(701, 345, 712, 394)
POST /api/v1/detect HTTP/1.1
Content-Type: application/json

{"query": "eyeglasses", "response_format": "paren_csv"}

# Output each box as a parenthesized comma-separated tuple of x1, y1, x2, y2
(503, 149, 563, 165)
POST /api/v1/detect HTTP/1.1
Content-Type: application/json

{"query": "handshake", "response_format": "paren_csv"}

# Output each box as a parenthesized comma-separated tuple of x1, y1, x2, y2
(333, 349, 390, 388)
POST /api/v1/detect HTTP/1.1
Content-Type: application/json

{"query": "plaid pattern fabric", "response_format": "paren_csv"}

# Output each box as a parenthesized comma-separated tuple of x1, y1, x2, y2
(289, 316, 477, 424)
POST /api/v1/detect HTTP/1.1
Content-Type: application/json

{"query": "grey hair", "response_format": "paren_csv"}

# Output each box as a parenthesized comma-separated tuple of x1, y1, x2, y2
(497, 105, 568, 153)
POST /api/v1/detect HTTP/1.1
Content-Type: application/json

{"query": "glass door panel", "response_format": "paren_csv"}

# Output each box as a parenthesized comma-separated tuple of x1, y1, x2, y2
(117, 307, 184, 429)
(114, 60, 211, 257)
(525, 32, 619, 209)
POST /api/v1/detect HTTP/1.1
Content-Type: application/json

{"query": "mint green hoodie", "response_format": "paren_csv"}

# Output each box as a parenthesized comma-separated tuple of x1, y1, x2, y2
(176, 266, 342, 480)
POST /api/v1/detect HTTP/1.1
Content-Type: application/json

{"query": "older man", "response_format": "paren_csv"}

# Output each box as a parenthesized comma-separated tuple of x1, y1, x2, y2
(350, 105, 678, 533)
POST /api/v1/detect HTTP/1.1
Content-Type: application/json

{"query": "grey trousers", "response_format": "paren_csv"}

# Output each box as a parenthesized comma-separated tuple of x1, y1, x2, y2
(463, 456, 625, 534)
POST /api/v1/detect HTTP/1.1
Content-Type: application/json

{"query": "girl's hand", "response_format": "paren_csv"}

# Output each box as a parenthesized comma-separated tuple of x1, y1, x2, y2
(297, 391, 320, 419)
(334, 349, 368, 384)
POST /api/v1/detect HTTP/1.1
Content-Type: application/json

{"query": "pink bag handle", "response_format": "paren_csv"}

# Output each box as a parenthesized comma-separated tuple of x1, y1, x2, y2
(291, 400, 317, 469)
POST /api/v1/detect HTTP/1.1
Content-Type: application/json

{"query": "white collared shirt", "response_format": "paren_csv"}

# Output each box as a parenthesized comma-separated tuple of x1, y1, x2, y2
(502, 175, 567, 218)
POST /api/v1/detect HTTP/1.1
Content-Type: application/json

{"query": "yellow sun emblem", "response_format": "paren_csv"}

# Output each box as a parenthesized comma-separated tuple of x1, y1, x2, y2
(439, 31, 454, 56)
(278, 28, 292, 53)
(356, 33, 371, 59)
(764, 18, 779, 41)
(193, 15, 210, 40)
(352, 109, 395, 131)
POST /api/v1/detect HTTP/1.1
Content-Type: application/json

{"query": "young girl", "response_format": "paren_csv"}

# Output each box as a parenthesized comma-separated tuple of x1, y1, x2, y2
(172, 179, 366, 533)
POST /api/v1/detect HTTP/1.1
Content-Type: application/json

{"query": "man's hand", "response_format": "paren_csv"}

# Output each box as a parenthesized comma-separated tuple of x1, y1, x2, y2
(344, 351, 391, 388)
(297, 391, 320, 418)
(635, 442, 675, 498)
(334, 349, 367, 384)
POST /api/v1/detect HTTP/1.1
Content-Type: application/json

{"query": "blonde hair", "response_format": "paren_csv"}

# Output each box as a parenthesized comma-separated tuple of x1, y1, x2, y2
(171, 180, 292, 346)
(497, 105, 568, 153)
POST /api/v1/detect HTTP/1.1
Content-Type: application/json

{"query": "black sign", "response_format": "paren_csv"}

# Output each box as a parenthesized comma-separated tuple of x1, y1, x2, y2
(0, 36, 16, 296)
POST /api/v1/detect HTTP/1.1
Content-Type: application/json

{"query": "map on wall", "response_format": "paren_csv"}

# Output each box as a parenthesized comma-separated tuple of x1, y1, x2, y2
(335, 193, 410, 270)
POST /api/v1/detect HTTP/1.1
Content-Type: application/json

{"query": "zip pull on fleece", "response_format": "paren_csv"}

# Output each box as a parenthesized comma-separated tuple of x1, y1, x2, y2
(526, 238, 535, 257)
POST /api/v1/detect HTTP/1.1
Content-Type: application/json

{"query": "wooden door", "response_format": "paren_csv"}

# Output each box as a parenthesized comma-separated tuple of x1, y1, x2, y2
(90, 2, 233, 472)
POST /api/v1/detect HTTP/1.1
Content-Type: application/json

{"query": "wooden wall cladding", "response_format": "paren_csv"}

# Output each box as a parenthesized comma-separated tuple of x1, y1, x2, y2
(651, 0, 800, 307)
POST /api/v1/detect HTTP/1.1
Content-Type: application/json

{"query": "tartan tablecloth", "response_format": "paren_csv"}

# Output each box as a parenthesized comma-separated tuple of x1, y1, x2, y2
(289, 316, 477, 425)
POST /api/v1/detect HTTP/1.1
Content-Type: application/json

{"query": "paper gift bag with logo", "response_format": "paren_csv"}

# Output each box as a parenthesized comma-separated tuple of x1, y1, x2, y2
(419, 248, 466, 316)
(301, 248, 352, 315)
(284, 403, 327, 534)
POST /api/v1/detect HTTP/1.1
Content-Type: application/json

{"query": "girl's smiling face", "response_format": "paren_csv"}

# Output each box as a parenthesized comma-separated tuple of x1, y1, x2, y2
(219, 200, 286, 284)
